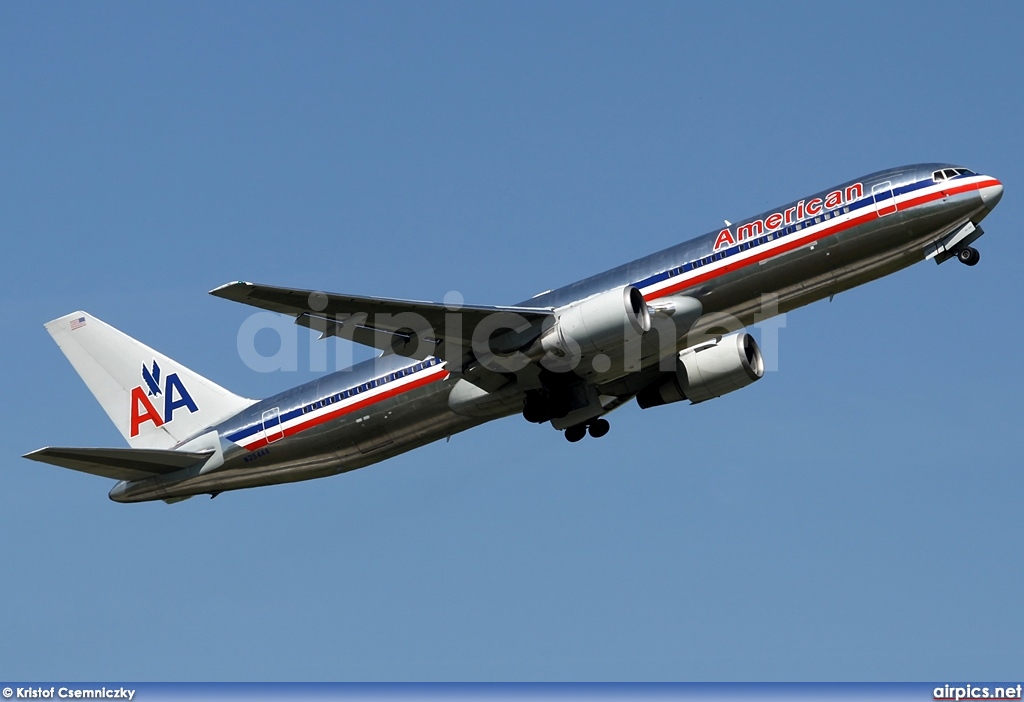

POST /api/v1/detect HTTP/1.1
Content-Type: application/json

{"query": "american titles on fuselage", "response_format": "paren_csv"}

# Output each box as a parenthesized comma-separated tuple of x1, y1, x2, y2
(714, 182, 864, 251)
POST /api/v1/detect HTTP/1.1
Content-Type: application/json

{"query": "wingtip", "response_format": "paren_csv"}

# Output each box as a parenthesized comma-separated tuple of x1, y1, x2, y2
(209, 281, 253, 297)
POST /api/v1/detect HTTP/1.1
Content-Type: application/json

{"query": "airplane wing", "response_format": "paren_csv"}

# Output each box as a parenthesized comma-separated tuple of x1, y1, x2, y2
(210, 282, 554, 383)
(24, 446, 213, 482)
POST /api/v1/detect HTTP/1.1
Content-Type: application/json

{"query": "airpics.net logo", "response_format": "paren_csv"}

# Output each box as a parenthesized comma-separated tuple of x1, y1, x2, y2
(934, 684, 1023, 701)
(234, 290, 789, 377)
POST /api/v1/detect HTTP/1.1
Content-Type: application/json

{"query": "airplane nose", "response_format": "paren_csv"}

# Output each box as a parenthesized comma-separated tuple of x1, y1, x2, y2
(980, 179, 1003, 210)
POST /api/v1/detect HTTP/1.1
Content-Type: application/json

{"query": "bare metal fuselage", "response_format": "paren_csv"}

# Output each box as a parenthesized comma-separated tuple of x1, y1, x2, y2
(110, 163, 1002, 502)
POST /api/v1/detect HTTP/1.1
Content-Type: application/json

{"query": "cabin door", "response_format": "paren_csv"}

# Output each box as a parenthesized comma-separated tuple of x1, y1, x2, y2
(262, 407, 284, 444)
(872, 181, 897, 217)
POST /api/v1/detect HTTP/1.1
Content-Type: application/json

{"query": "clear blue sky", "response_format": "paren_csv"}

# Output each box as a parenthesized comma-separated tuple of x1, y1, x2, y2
(2, 1, 1022, 681)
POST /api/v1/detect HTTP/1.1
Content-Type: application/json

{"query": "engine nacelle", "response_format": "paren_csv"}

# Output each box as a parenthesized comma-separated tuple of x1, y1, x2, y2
(540, 285, 651, 358)
(637, 332, 764, 407)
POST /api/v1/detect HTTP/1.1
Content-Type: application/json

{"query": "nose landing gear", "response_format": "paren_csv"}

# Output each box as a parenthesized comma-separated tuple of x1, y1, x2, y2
(957, 247, 981, 266)
(563, 417, 611, 442)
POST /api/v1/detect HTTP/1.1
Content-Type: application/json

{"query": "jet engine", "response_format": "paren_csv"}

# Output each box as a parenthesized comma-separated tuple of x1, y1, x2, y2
(539, 285, 651, 359)
(637, 332, 764, 407)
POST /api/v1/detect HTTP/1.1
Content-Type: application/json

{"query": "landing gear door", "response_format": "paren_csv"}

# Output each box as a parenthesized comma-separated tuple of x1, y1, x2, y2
(872, 181, 897, 217)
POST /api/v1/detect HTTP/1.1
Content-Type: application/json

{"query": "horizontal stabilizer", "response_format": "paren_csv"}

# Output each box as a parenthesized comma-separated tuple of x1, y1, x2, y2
(24, 446, 212, 482)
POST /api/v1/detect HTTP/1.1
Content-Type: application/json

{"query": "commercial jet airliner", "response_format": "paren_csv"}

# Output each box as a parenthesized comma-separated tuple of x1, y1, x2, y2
(26, 163, 1004, 503)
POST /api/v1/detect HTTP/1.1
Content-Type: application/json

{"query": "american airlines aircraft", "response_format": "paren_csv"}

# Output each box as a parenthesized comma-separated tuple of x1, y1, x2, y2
(26, 163, 1003, 503)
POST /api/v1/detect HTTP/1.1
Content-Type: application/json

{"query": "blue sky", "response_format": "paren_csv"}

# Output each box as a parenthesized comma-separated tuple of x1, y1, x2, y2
(2, 1, 1022, 681)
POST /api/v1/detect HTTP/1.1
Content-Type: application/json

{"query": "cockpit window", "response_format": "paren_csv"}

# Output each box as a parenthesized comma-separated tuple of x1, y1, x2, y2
(934, 167, 977, 182)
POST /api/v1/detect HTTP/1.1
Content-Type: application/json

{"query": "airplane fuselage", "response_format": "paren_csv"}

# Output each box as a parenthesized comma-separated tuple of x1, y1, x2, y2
(107, 163, 1003, 502)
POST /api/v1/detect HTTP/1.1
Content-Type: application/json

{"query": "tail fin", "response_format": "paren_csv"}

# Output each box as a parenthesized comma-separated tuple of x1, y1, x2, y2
(45, 312, 256, 450)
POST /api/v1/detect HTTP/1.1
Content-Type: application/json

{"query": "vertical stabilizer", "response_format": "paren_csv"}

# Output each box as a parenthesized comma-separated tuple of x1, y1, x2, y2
(45, 312, 256, 450)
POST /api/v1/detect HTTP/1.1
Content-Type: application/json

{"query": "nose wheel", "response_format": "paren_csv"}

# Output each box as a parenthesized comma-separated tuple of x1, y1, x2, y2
(563, 418, 611, 442)
(957, 247, 980, 266)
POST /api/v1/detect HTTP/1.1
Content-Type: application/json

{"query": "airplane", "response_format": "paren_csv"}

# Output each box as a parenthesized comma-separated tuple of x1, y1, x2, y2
(24, 163, 1003, 503)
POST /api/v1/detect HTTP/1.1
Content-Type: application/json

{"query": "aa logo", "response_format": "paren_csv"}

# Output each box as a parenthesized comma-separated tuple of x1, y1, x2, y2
(129, 360, 199, 437)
